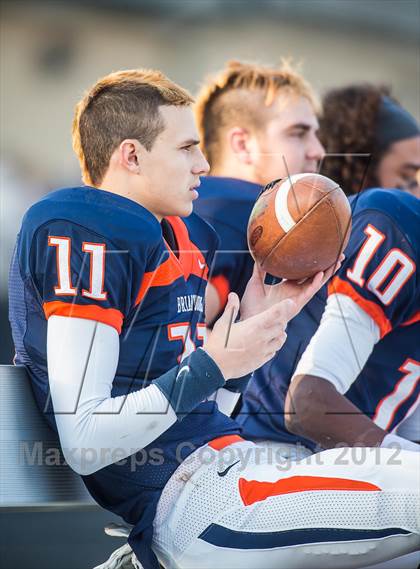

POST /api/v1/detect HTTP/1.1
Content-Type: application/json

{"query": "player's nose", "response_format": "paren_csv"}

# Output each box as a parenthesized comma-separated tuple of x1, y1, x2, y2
(193, 148, 210, 176)
(308, 134, 325, 162)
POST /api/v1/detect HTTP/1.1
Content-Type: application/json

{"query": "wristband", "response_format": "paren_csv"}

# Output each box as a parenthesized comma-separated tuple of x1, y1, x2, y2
(154, 348, 225, 420)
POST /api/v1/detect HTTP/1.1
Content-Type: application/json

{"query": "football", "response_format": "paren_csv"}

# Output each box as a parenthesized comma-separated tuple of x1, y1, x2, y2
(247, 173, 352, 280)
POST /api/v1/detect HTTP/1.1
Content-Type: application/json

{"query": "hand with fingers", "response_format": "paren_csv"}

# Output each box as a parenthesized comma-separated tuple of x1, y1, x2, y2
(204, 292, 296, 380)
(240, 254, 345, 322)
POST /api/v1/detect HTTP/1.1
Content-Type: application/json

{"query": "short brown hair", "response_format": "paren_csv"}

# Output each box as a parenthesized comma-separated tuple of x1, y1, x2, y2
(195, 60, 318, 169)
(72, 69, 194, 186)
(319, 84, 395, 195)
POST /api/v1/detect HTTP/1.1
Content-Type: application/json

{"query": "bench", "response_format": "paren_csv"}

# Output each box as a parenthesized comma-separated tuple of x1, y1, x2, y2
(0, 364, 128, 569)
(0, 364, 95, 510)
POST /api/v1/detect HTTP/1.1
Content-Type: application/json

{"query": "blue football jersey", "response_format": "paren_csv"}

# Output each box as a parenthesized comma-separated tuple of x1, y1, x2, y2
(196, 176, 325, 449)
(239, 188, 420, 444)
(196, 181, 420, 445)
(328, 189, 419, 432)
(9, 186, 240, 569)
(194, 176, 262, 309)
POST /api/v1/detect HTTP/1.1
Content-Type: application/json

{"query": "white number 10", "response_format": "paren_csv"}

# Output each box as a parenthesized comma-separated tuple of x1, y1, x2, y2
(346, 224, 415, 305)
(48, 236, 107, 300)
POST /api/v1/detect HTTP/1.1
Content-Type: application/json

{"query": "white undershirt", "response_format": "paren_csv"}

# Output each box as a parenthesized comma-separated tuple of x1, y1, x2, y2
(292, 293, 380, 394)
(47, 316, 177, 475)
(209, 389, 241, 417)
(292, 293, 420, 450)
(47, 315, 237, 476)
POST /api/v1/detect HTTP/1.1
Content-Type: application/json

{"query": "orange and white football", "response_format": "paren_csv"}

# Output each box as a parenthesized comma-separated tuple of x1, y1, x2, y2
(247, 173, 352, 280)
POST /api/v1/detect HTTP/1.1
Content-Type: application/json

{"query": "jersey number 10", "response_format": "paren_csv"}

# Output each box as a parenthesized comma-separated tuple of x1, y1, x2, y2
(346, 224, 415, 305)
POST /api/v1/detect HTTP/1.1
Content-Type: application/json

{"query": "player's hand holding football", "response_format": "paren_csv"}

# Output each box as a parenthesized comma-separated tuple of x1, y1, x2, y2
(204, 292, 296, 380)
(240, 255, 344, 322)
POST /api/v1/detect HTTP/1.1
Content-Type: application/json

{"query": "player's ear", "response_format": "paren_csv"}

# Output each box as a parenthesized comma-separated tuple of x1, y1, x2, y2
(119, 139, 142, 174)
(228, 127, 253, 165)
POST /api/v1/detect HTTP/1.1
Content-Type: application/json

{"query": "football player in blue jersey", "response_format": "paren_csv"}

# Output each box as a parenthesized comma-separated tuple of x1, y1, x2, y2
(194, 69, 420, 456)
(234, 84, 420, 457)
(9, 69, 420, 569)
(283, 86, 420, 451)
(285, 189, 420, 449)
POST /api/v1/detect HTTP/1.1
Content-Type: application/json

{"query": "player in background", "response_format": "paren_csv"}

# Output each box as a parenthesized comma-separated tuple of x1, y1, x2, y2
(284, 87, 420, 449)
(319, 84, 420, 197)
(284, 187, 420, 446)
(195, 71, 420, 454)
(237, 85, 420, 453)
(8, 69, 420, 569)
(194, 60, 324, 324)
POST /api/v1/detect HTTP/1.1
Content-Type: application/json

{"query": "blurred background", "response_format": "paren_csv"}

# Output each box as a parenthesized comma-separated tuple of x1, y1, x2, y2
(0, 0, 419, 567)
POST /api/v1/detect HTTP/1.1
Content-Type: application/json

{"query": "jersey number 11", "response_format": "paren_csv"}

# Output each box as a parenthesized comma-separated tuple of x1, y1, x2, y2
(48, 236, 107, 300)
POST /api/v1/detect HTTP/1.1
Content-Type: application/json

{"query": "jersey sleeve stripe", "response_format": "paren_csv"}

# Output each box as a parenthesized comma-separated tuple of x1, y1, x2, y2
(238, 475, 381, 507)
(328, 276, 392, 338)
(43, 301, 123, 334)
(210, 274, 230, 310)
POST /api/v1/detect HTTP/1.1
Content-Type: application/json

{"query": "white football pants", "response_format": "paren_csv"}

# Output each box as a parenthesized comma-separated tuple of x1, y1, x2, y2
(152, 436, 420, 569)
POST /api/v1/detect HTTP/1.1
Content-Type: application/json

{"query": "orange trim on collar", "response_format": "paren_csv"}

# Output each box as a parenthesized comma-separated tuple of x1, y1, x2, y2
(166, 216, 209, 281)
(135, 217, 209, 306)
(135, 254, 183, 306)
(166, 216, 193, 279)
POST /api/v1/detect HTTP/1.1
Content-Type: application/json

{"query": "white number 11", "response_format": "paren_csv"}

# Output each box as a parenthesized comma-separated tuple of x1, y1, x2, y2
(48, 236, 107, 300)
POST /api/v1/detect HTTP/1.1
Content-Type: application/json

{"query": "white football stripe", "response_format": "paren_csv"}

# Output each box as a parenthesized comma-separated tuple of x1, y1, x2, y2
(274, 173, 311, 233)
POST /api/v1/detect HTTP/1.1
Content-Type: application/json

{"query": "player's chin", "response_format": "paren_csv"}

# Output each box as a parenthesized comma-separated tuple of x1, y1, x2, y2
(304, 163, 319, 174)
(174, 200, 194, 218)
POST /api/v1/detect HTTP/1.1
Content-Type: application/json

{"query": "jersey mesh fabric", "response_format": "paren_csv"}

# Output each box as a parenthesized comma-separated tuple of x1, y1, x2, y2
(8, 245, 30, 364)
(9, 243, 51, 409)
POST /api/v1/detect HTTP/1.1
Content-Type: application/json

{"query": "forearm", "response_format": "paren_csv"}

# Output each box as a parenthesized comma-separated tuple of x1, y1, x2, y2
(47, 316, 225, 475)
(285, 374, 387, 448)
(285, 293, 386, 447)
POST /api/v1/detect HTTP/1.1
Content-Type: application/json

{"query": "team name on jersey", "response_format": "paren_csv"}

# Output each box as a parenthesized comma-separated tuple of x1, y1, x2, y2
(177, 294, 204, 314)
